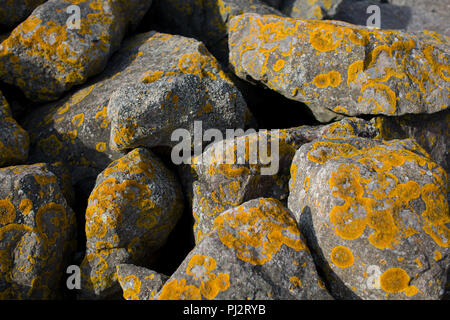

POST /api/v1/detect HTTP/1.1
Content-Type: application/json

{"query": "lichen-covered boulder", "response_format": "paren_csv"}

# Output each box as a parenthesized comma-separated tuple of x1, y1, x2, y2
(372, 109, 450, 176)
(0, 91, 29, 167)
(25, 31, 244, 197)
(0, 163, 77, 299)
(190, 118, 379, 243)
(0, 0, 153, 102)
(0, 0, 46, 30)
(288, 137, 449, 299)
(156, 198, 332, 300)
(228, 13, 449, 122)
(79, 148, 184, 299)
(108, 73, 247, 152)
(150, 0, 282, 62)
(116, 264, 168, 300)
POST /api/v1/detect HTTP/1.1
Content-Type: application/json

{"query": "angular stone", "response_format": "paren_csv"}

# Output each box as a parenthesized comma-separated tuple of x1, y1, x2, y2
(108, 73, 247, 152)
(191, 118, 379, 243)
(288, 137, 449, 299)
(228, 13, 449, 122)
(0, 163, 76, 299)
(0, 91, 29, 167)
(0, 0, 153, 102)
(372, 109, 450, 175)
(116, 264, 168, 300)
(150, 0, 282, 62)
(25, 31, 242, 197)
(0, 0, 46, 30)
(79, 148, 184, 299)
(156, 198, 332, 300)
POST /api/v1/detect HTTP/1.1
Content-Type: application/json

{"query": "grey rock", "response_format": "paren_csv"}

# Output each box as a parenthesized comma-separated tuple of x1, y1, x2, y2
(0, 163, 76, 299)
(288, 136, 449, 299)
(79, 148, 184, 299)
(228, 13, 449, 122)
(116, 264, 168, 300)
(0, 0, 46, 30)
(0, 0, 153, 101)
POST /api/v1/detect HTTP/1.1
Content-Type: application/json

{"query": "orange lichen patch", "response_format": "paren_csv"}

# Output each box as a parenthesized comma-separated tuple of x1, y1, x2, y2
(309, 23, 343, 52)
(177, 47, 229, 82)
(289, 276, 302, 288)
(160, 254, 230, 300)
(307, 141, 358, 164)
(0, 199, 16, 225)
(158, 278, 202, 300)
(433, 251, 442, 261)
(421, 183, 450, 247)
(119, 274, 142, 300)
(359, 82, 397, 114)
(141, 70, 165, 83)
(94, 106, 110, 129)
(313, 71, 342, 88)
(96, 142, 107, 152)
(71, 113, 85, 127)
(19, 199, 33, 215)
(273, 59, 285, 72)
(212, 199, 306, 265)
(379, 268, 417, 296)
(330, 246, 354, 269)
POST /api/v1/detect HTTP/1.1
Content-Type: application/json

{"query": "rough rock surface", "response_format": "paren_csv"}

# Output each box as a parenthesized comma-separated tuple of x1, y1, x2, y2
(0, 0, 153, 102)
(288, 137, 449, 299)
(108, 73, 247, 152)
(0, 0, 46, 31)
(0, 91, 29, 167)
(79, 148, 183, 299)
(24, 31, 244, 196)
(150, 0, 282, 62)
(372, 109, 450, 176)
(0, 163, 76, 299)
(228, 13, 449, 122)
(116, 264, 168, 300)
(156, 198, 332, 300)
(191, 118, 379, 243)
(263, 0, 347, 20)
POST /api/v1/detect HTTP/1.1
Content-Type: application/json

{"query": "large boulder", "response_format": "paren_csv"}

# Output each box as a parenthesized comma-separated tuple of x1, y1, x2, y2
(116, 264, 168, 300)
(79, 148, 184, 299)
(108, 73, 247, 152)
(24, 31, 246, 196)
(0, 0, 153, 101)
(288, 137, 449, 299)
(0, 91, 29, 167)
(157, 198, 332, 300)
(0, 163, 76, 299)
(228, 13, 449, 122)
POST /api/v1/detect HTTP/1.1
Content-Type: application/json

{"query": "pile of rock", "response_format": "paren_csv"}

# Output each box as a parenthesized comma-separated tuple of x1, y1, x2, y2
(0, 0, 448, 300)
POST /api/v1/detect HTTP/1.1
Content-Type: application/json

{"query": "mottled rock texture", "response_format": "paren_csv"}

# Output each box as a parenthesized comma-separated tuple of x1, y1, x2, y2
(228, 13, 449, 122)
(79, 148, 183, 299)
(288, 137, 449, 299)
(116, 264, 168, 300)
(157, 198, 332, 300)
(0, 163, 76, 299)
(0, 0, 153, 101)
